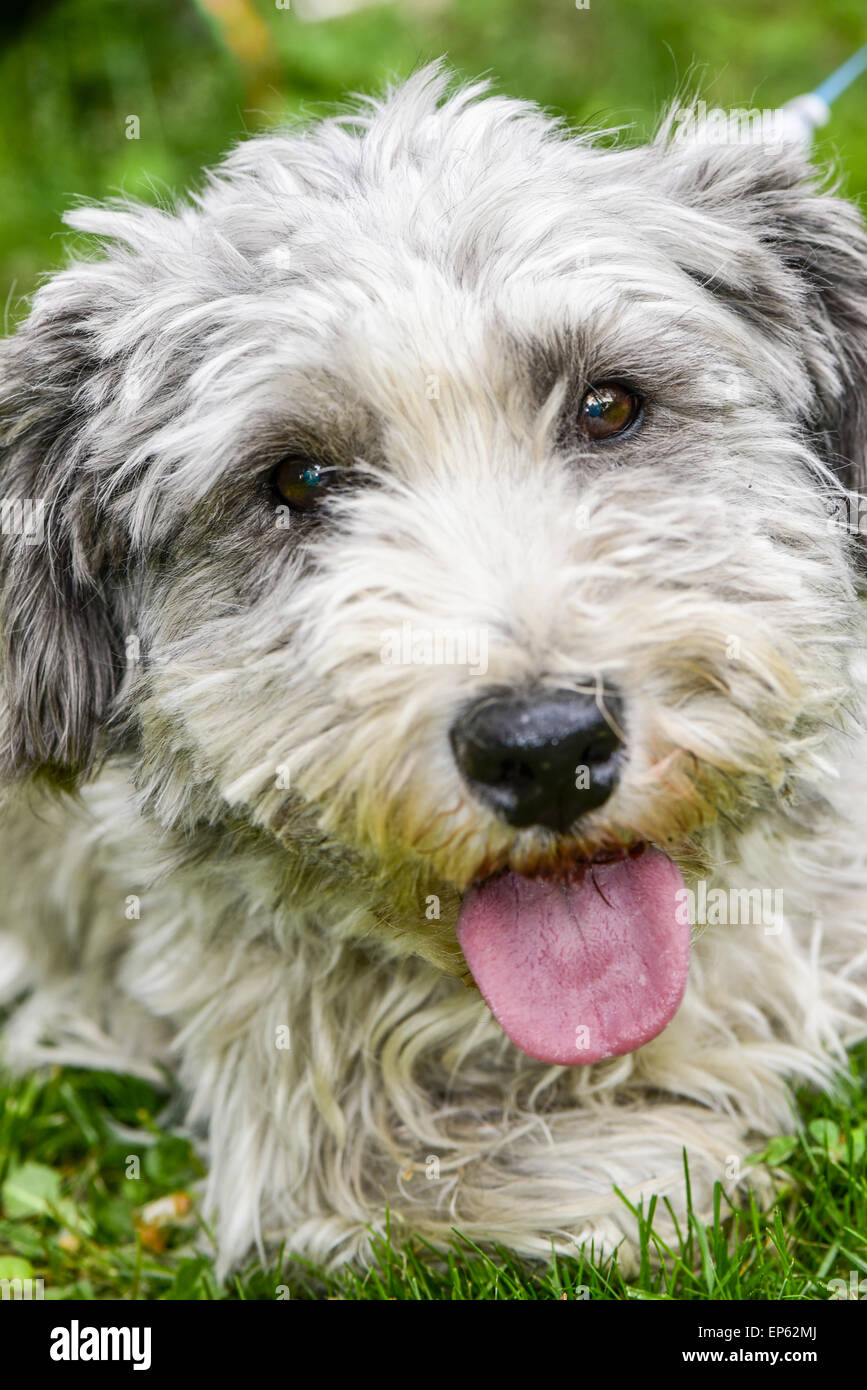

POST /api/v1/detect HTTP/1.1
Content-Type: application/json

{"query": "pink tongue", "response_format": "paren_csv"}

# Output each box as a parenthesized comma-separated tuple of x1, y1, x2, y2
(457, 849, 689, 1065)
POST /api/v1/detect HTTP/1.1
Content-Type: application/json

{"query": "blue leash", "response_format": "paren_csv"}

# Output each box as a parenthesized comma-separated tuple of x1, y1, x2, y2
(813, 41, 867, 108)
(783, 40, 867, 141)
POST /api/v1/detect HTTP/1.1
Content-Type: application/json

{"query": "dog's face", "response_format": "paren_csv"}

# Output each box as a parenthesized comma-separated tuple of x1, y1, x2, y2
(3, 68, 867, 1066)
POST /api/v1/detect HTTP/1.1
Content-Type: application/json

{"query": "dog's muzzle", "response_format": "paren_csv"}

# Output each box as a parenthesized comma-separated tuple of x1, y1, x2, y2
(449, 686, 623, 832)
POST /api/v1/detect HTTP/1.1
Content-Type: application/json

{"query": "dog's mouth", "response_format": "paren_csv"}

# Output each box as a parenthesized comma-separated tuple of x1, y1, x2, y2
(456, 846, 689, 1066)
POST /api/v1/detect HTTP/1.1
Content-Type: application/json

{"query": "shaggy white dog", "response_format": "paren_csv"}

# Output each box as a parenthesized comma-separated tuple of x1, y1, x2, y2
(2, 63, 867, 1274)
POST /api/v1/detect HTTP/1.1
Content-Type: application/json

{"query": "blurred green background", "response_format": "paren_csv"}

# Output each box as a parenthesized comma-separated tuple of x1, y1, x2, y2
(0, 0, 865, 316)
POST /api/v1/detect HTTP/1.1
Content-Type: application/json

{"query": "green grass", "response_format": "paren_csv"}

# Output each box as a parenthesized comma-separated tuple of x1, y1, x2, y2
(1, 0, 866, 312)
(1, 1048, 865, 1299)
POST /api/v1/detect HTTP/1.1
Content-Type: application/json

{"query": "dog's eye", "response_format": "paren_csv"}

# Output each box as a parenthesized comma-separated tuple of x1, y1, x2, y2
(273, 456, 334, 510)
(578, 383, 642, 441)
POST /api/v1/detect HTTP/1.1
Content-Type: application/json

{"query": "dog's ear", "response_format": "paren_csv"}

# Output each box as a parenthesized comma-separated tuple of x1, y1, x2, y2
(655, 105, 867, 495)
(0, 270, 124, 785)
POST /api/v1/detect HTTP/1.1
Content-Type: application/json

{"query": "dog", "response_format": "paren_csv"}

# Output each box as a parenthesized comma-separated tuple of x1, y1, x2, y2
(2, 62, 867, 1275)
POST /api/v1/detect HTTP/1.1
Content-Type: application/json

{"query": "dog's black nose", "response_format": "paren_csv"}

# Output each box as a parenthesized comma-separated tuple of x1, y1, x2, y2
(449, 687, 623, 833)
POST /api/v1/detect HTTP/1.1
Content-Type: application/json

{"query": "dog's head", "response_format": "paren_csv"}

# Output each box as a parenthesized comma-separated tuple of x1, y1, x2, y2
(3, 65, 867, 1065)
